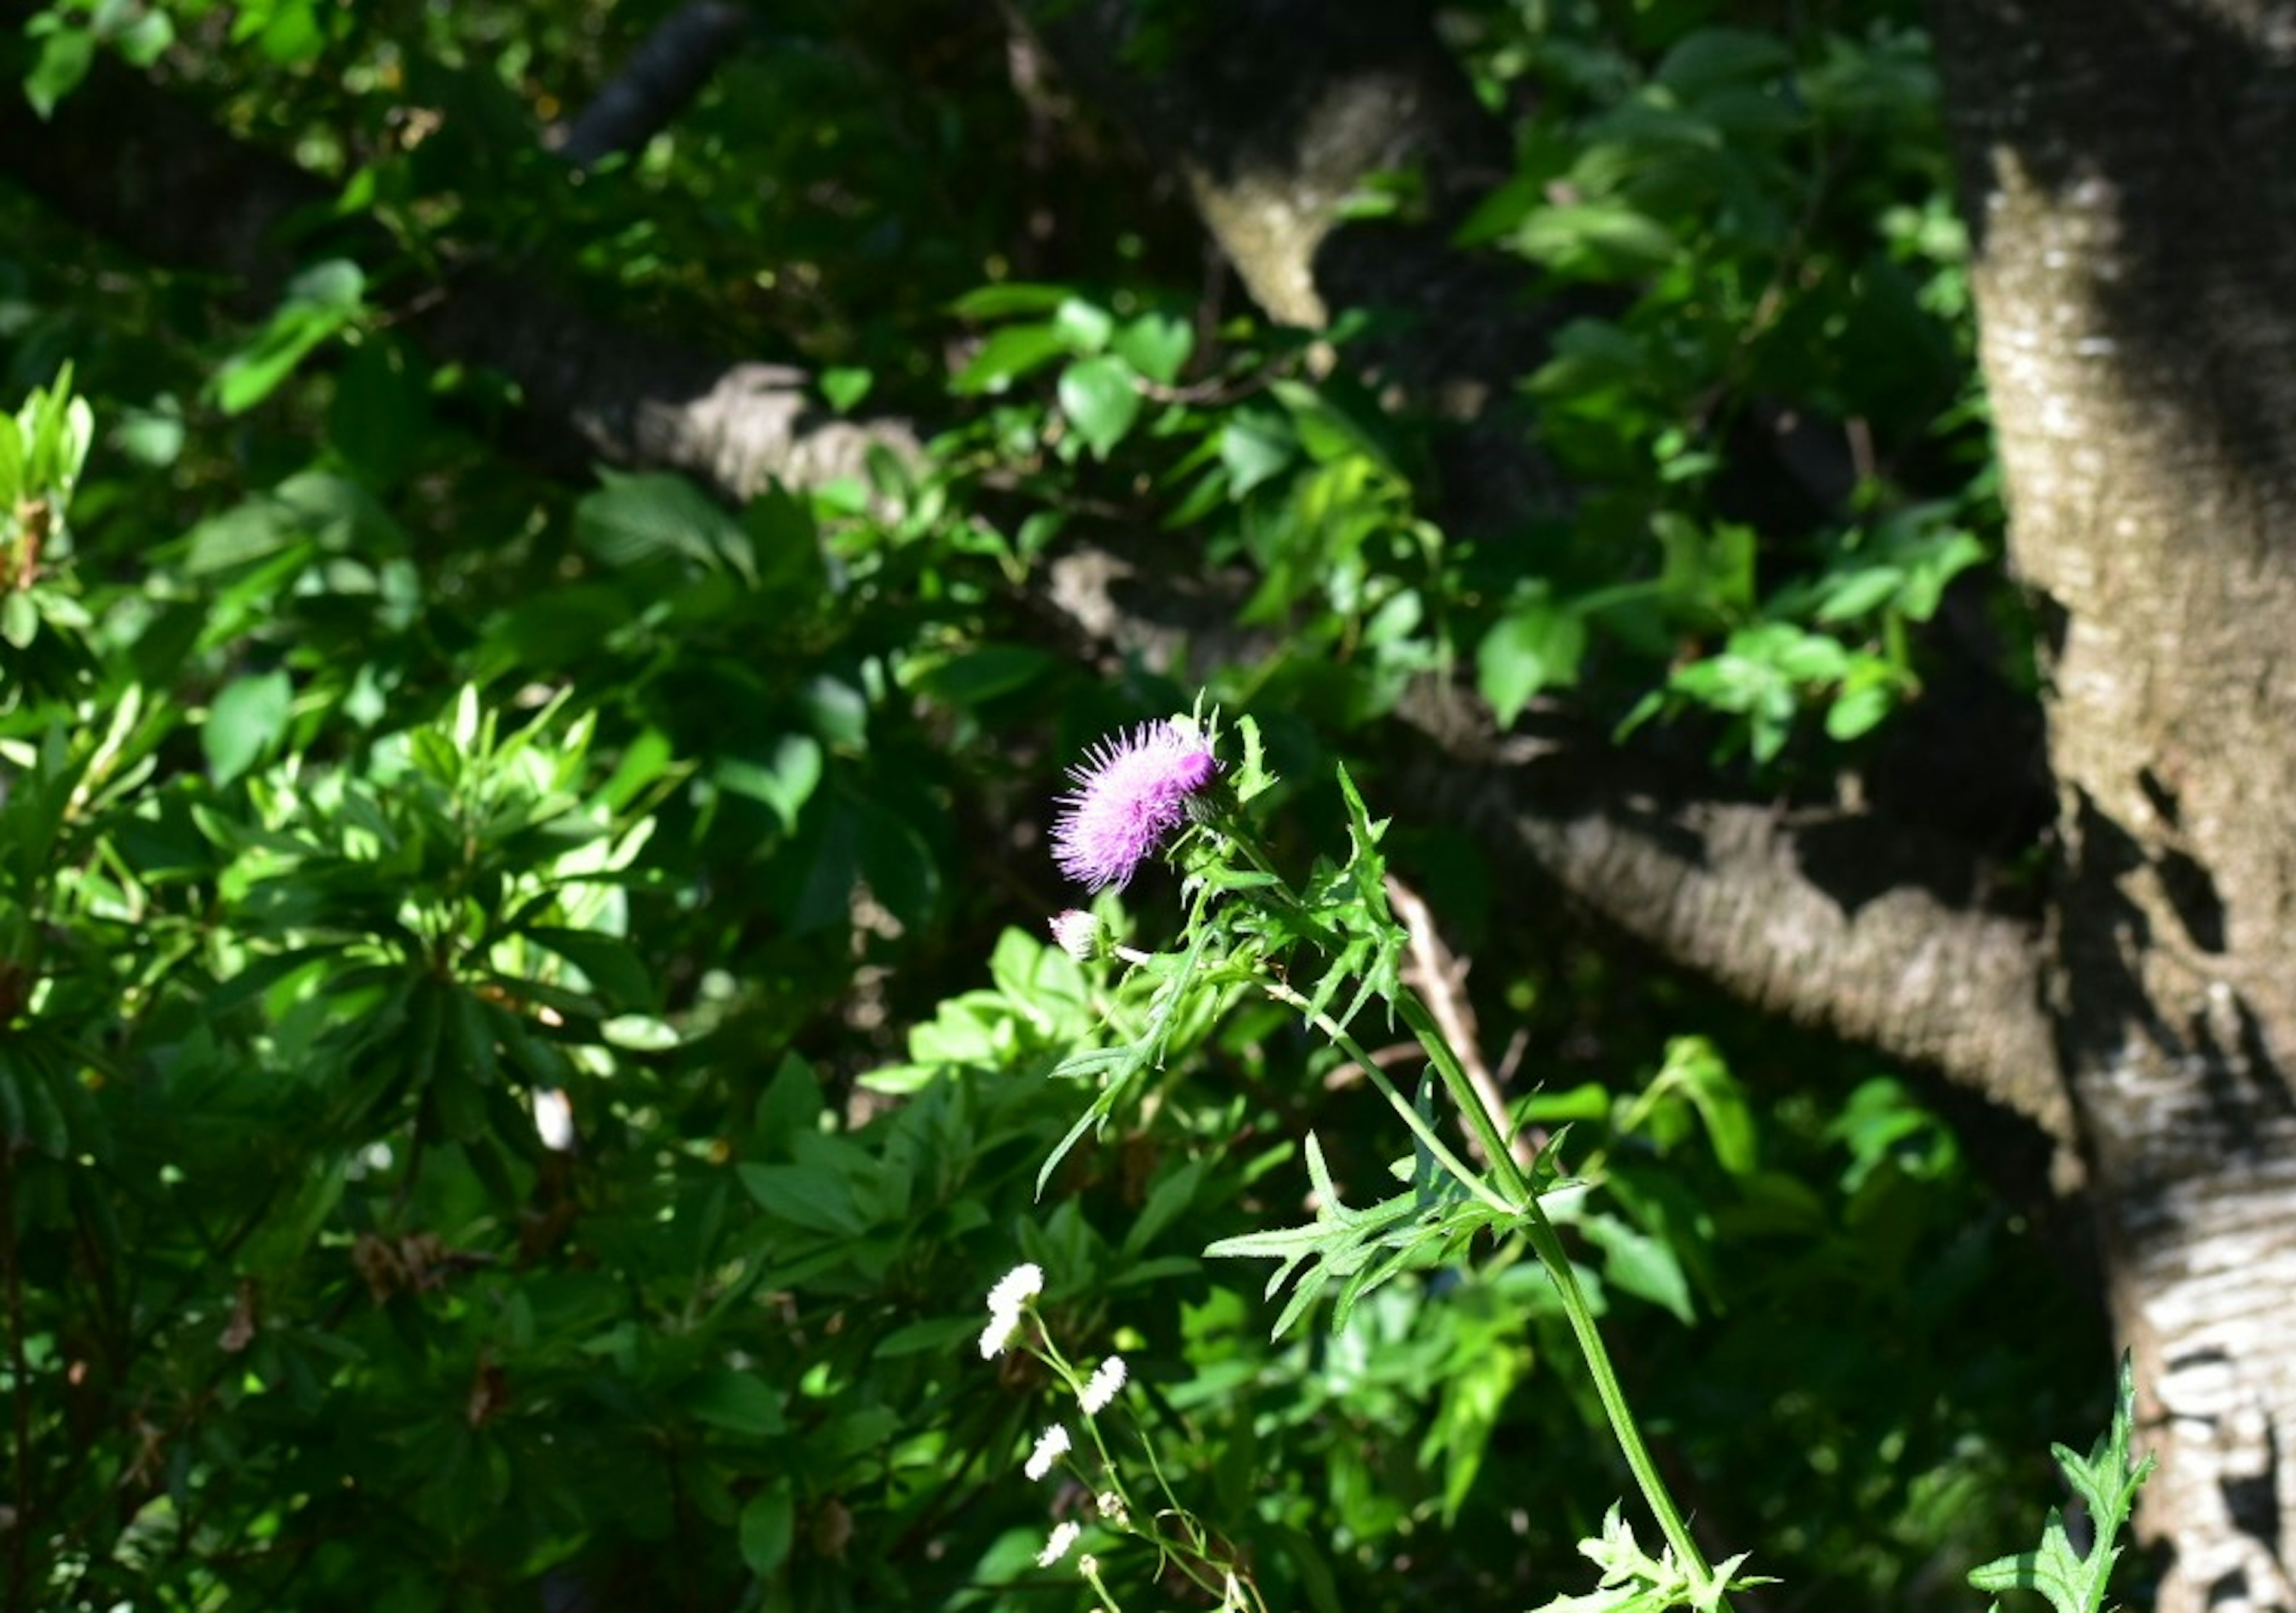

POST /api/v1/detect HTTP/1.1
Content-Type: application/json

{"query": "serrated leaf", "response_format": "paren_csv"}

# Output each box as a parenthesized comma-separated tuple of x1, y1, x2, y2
(1207, 1132, 1503, 1339)
(1037, 926, 1216, 1195)
(1967, 1353, 2154, 1613)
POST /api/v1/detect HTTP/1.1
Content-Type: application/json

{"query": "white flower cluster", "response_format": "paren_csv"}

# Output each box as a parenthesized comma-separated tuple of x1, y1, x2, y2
(978, 1261, 1043, 1360)
(1024, 1423, 1071, 1481)
(1079, 1354, 1128, 1416)
(976, 1254, 1204, 1604)
(1037, 1520, 1080, 1567)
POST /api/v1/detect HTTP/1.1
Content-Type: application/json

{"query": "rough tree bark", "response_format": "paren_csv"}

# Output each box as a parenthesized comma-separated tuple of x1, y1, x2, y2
(1932, 2, 2296, 1607)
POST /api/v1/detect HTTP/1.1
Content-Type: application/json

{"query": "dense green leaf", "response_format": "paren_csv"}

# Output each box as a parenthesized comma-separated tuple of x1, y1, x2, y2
(576, 468, 752, 576)
(1477, 596, 1588, 724)
(674, 1371, 789, 1438)
(738, 1483, 796, 1577)
(1057, 353, 1143, 458)
(202, 669, 294, 783)
(951, 322, 1066, 394)
(213, 260, 367, 415)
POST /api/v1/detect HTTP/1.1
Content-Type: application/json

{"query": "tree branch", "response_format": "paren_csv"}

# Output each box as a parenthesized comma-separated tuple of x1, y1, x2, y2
(1406, 684, 2068, 1147)
(551, 0, 755, 171)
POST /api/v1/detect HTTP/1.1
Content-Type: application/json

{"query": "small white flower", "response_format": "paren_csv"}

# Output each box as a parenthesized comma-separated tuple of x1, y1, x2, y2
(532, 1087, 576, 1152)
(1078, 1553, 1100, 1578)
(1220, 1571, 1248, 1610)
(978, 1311, 1022, 1360)
(986, 1262, 1044, 1317)
(1048, 908, 1100, 961)
(1079, 1354, 1128, 1415)
(1024, 1422, 1071, 1481)
(1037, 1519, 1081, 1567)
(1095, 1489, 1129, 1526)
(979, 1262, 1045, 1360)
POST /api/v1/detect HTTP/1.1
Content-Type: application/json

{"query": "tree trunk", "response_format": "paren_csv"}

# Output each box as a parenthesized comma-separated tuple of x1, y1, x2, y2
(1932, 3, 2296, 1606)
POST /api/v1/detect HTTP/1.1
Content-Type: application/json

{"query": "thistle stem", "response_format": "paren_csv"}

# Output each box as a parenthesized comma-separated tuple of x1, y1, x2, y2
(1196, 797, 1726, 1605)
(1518, 1198, 1725, 1604)
(1407, 989, 1721, 1599)
(1396, 989, 1531, 1205)
(1400, 993, 1718, 1596)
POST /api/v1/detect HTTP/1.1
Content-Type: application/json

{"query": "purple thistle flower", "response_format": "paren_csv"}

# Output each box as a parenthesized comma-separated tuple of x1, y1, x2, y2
(1051, 720, 1219, 891)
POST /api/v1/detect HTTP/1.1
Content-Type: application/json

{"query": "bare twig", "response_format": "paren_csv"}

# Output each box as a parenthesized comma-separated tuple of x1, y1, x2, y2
(1385, 874, 1541, 1173)
(1319, 1038, 1422, 1090)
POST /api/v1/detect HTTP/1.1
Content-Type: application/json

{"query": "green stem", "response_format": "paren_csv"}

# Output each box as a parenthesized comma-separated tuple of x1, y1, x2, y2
(1394, 990, 1532, 1206)
(1519, 1199, 1725, 1605)
(1401, 987, 1722, 1597)
(1398, 992, 1723, 1597)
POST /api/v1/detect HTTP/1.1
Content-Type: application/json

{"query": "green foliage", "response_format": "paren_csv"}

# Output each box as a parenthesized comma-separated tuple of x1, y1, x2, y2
(212, 261, 369, 417)
(0, 356, 1214, 1608)
(1448, 5, 1992, 757)
(942, 290, 1443, 726)
(0, 363, 94, 682)
(1969, 1356, 2156, 1613)
(1208, 1125, 1517, 1341)
(22, 0, 174, 115)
